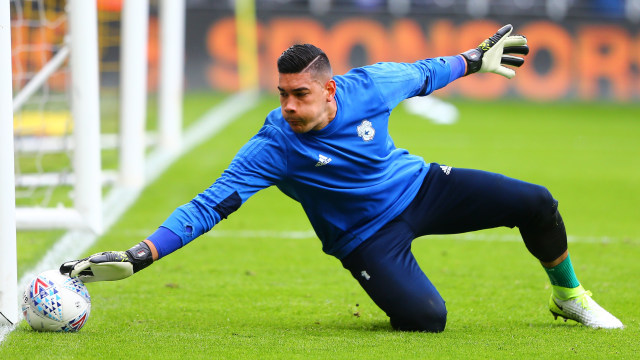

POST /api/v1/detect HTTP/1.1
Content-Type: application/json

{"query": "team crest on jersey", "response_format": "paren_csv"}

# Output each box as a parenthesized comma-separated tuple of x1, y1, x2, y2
(357, 120, 375, 141)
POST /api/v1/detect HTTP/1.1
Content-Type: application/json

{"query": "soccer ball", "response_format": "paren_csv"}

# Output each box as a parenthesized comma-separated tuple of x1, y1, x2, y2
(22, 269, 91, 332)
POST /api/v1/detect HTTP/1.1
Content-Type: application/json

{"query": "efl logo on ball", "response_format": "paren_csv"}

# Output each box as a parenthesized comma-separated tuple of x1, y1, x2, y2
(22, 269, 91, 332)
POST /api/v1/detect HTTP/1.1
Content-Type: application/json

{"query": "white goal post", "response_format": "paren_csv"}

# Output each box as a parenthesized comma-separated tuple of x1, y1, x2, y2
(1, 0, 18, 326)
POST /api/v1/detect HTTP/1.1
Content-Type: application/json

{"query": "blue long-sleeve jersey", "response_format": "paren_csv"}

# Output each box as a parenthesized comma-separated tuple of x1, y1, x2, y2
(149, 56, 466, 259)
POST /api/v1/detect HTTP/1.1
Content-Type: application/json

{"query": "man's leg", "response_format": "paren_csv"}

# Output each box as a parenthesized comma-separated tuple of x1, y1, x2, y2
(403, 164, 622, 328)
(341, 217, 447, 332)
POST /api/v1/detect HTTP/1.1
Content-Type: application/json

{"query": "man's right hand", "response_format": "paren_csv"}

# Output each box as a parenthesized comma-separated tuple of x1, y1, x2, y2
(60, 241, 154, 283)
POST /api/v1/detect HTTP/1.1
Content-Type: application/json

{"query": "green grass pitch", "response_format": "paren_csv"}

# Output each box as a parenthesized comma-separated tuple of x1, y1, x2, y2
(3, 94, 639, 359)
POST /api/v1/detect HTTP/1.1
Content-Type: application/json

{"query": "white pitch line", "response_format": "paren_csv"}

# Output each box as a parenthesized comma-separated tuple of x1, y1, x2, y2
(0, 90, 259, 344)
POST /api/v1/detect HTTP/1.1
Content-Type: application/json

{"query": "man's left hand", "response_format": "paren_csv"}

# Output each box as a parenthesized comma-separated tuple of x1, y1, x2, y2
(461, 24, 529, 79)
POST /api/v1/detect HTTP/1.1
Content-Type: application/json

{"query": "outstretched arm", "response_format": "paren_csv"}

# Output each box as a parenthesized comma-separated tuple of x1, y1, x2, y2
(59, 125, 287, 282)
(361, 24, 528, 111)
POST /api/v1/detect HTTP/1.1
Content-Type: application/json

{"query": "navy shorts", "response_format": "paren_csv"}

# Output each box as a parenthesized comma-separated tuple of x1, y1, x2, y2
(340, 163, 565, 332)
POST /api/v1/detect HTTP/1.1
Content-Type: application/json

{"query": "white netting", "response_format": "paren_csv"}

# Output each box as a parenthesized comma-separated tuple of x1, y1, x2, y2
(9, 0, 183, 232)
(11, 0, 105, 233)
(11, 0, 73, 208)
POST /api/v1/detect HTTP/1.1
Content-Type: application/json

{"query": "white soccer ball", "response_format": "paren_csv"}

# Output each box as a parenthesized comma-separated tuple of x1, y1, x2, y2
(22, 269, 91, 332)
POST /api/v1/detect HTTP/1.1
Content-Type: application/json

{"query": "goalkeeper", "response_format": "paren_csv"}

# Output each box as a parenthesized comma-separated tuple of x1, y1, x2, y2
(61, 25, 623, 332)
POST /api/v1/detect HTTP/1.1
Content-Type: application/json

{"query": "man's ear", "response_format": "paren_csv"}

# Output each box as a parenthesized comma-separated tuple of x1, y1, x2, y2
(325, 79, 336, 101)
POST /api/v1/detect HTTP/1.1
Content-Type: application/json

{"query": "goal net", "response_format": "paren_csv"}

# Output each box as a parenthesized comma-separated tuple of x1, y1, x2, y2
(10, 0, 103, 233)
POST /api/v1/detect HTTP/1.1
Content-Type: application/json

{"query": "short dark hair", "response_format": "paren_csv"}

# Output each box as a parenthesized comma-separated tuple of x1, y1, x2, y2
(277, 44, 332, 77)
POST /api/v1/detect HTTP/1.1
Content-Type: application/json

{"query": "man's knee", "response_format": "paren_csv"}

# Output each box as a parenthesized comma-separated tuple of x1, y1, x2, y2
(521, 184, 557, 223)
(390, 301, 448, 333)
(519, 184, 567, 262)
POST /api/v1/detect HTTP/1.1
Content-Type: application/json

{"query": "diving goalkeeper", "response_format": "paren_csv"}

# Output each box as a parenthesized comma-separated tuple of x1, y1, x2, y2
(60, 25, 623, 331)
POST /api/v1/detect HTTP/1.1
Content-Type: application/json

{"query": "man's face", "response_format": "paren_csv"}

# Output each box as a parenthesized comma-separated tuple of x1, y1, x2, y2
(278, 71, 335, 134)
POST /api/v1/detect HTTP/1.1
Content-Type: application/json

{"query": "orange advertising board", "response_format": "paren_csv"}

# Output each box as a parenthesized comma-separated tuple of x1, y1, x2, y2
(11, 9, 639, 102)
(203, 17, 639, 101)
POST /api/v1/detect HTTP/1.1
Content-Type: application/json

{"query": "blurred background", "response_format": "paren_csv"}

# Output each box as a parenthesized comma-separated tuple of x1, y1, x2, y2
(100, 0, 639, 101)
(10, 0, 640, 102)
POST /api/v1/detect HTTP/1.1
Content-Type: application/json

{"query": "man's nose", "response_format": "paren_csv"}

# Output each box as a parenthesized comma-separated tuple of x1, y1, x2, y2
(283, 99, 296, 113)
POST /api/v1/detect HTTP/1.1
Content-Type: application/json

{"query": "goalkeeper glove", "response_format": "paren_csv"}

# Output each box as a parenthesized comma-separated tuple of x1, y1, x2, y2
(59, 241, 154, 283)
(460, 24, 529, 79)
